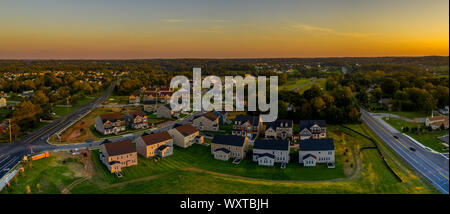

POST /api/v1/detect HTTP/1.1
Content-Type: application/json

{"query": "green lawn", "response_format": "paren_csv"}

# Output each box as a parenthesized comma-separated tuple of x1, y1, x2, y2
(383, 117, 448, 152)
(279, 78, 326, 92)
(3, 124, 437, 194)
(1, 156, 82, 194)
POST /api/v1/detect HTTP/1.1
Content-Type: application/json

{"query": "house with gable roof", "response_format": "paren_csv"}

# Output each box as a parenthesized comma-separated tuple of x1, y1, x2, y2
(232, 115, 261, 138)
(299, 120, 327, 140)
(252, 139, 290, 166)
(211, 134, 249, 161)
(192, 112, 219, 131)
(95, 112, 126, 135)
(264, 119, 293, 140)
(298, 138, 335, 167)
(135, 131, 173, 158)
(167, 123, 202, 148)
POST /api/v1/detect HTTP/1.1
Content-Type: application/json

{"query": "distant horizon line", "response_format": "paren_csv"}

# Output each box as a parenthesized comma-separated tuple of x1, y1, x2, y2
(0, 55, 448, 61)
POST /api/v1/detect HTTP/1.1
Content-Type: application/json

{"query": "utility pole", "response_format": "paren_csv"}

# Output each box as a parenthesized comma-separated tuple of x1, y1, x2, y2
(8, 119, 12, 142)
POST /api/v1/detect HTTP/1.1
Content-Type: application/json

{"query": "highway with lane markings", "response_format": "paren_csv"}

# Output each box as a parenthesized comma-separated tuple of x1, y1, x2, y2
(0, 81, 118, 179)
(361, 109, 449, 194)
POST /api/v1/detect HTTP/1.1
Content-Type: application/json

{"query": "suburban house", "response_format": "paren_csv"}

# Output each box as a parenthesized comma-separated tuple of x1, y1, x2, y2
(167, 123, 202, 148)
(232, 115, 261, 138)
(299, 120, 327, 140)
(128, 94, 140, 104)
(298, 138, 335, 167)
(211, 135, 248, 161)
(95, 112, 126, 135)
(157, 104, 174, 118)
(99, 140, 138, 173)
(143, 92, 158, 101)
(425, 115, 449, 129)
(192, 112, 219, 131)
(252, 139, 290, 166)
(124, 110, 149, 129)
(264, 119, 293, 140)
(135, 131, 173, 158)
(143, 100, 157, 112)
(212, 111, 230, 124)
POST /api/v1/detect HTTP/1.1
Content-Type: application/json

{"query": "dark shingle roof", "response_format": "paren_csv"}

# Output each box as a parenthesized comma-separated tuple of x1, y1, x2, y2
(299, 120, 326, 130)
(234, 115, 260, 126)
(212, 134, 246, 147)
(253, 139, 289, 151)
(299, 138, 334, 151)
(173, 124, 198, 136)
(103, 140, 136, 156)
(140, 131, 172, 145)
(99, 112, 123, 123)
(266, 119, 293, 130)
(127, 110, 146, 119)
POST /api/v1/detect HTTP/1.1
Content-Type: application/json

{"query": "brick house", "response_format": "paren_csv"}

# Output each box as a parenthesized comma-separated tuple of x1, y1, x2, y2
(299, 120, 327, 140)
(211, 135, 248, 161)
(232, 115, 261, 138)
(298, 138, 335, 167)
(124, 110, 149, 129)
(99, 140, 138, 173)
(135, 131, 173, 158)
(252, 139, 290, 166)
(95, 113, 126, 135)
(167, 123, 202, 148)
(192, 112, 219, 131)
(264, 119, 293, 140)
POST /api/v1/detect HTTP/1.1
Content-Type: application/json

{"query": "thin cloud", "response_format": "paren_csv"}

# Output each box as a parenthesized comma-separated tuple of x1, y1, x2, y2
(293, 23, 370, 38)
(293, 24, 332, 32)
(161, 19, 184, 23)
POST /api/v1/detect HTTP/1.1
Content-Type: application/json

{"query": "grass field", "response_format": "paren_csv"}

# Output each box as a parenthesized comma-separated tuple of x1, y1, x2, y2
(3, 124, 437, 194)
(383, 117, 448, 152)
(279, 78, 326, 93)
(1, 154, 83, 194)
(52, 91, 106, 117)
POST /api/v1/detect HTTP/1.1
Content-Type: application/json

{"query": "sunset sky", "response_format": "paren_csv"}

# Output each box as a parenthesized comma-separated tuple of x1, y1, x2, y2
(0, 0, 448, 59)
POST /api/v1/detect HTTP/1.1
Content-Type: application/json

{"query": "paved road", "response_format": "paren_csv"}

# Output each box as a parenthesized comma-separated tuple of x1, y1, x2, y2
(0, 81, 118, 179)
(361, 109, 449, 194)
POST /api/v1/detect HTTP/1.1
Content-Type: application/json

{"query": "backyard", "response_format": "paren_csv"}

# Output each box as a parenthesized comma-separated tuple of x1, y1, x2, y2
(2, 124, 437, 194)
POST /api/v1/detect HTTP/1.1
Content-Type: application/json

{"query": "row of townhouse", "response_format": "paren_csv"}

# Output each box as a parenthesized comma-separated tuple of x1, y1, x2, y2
(128, 86, 174, 104)
(210, 134, 335, 167)
(99, 123, 203, 174)
(229, 114, 326, 142)
(95, 110, 149, 135)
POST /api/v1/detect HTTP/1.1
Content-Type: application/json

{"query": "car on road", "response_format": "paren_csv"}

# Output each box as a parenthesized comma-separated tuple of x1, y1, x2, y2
(409, 147, 416, 152)
(393, 135, 399, 139)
